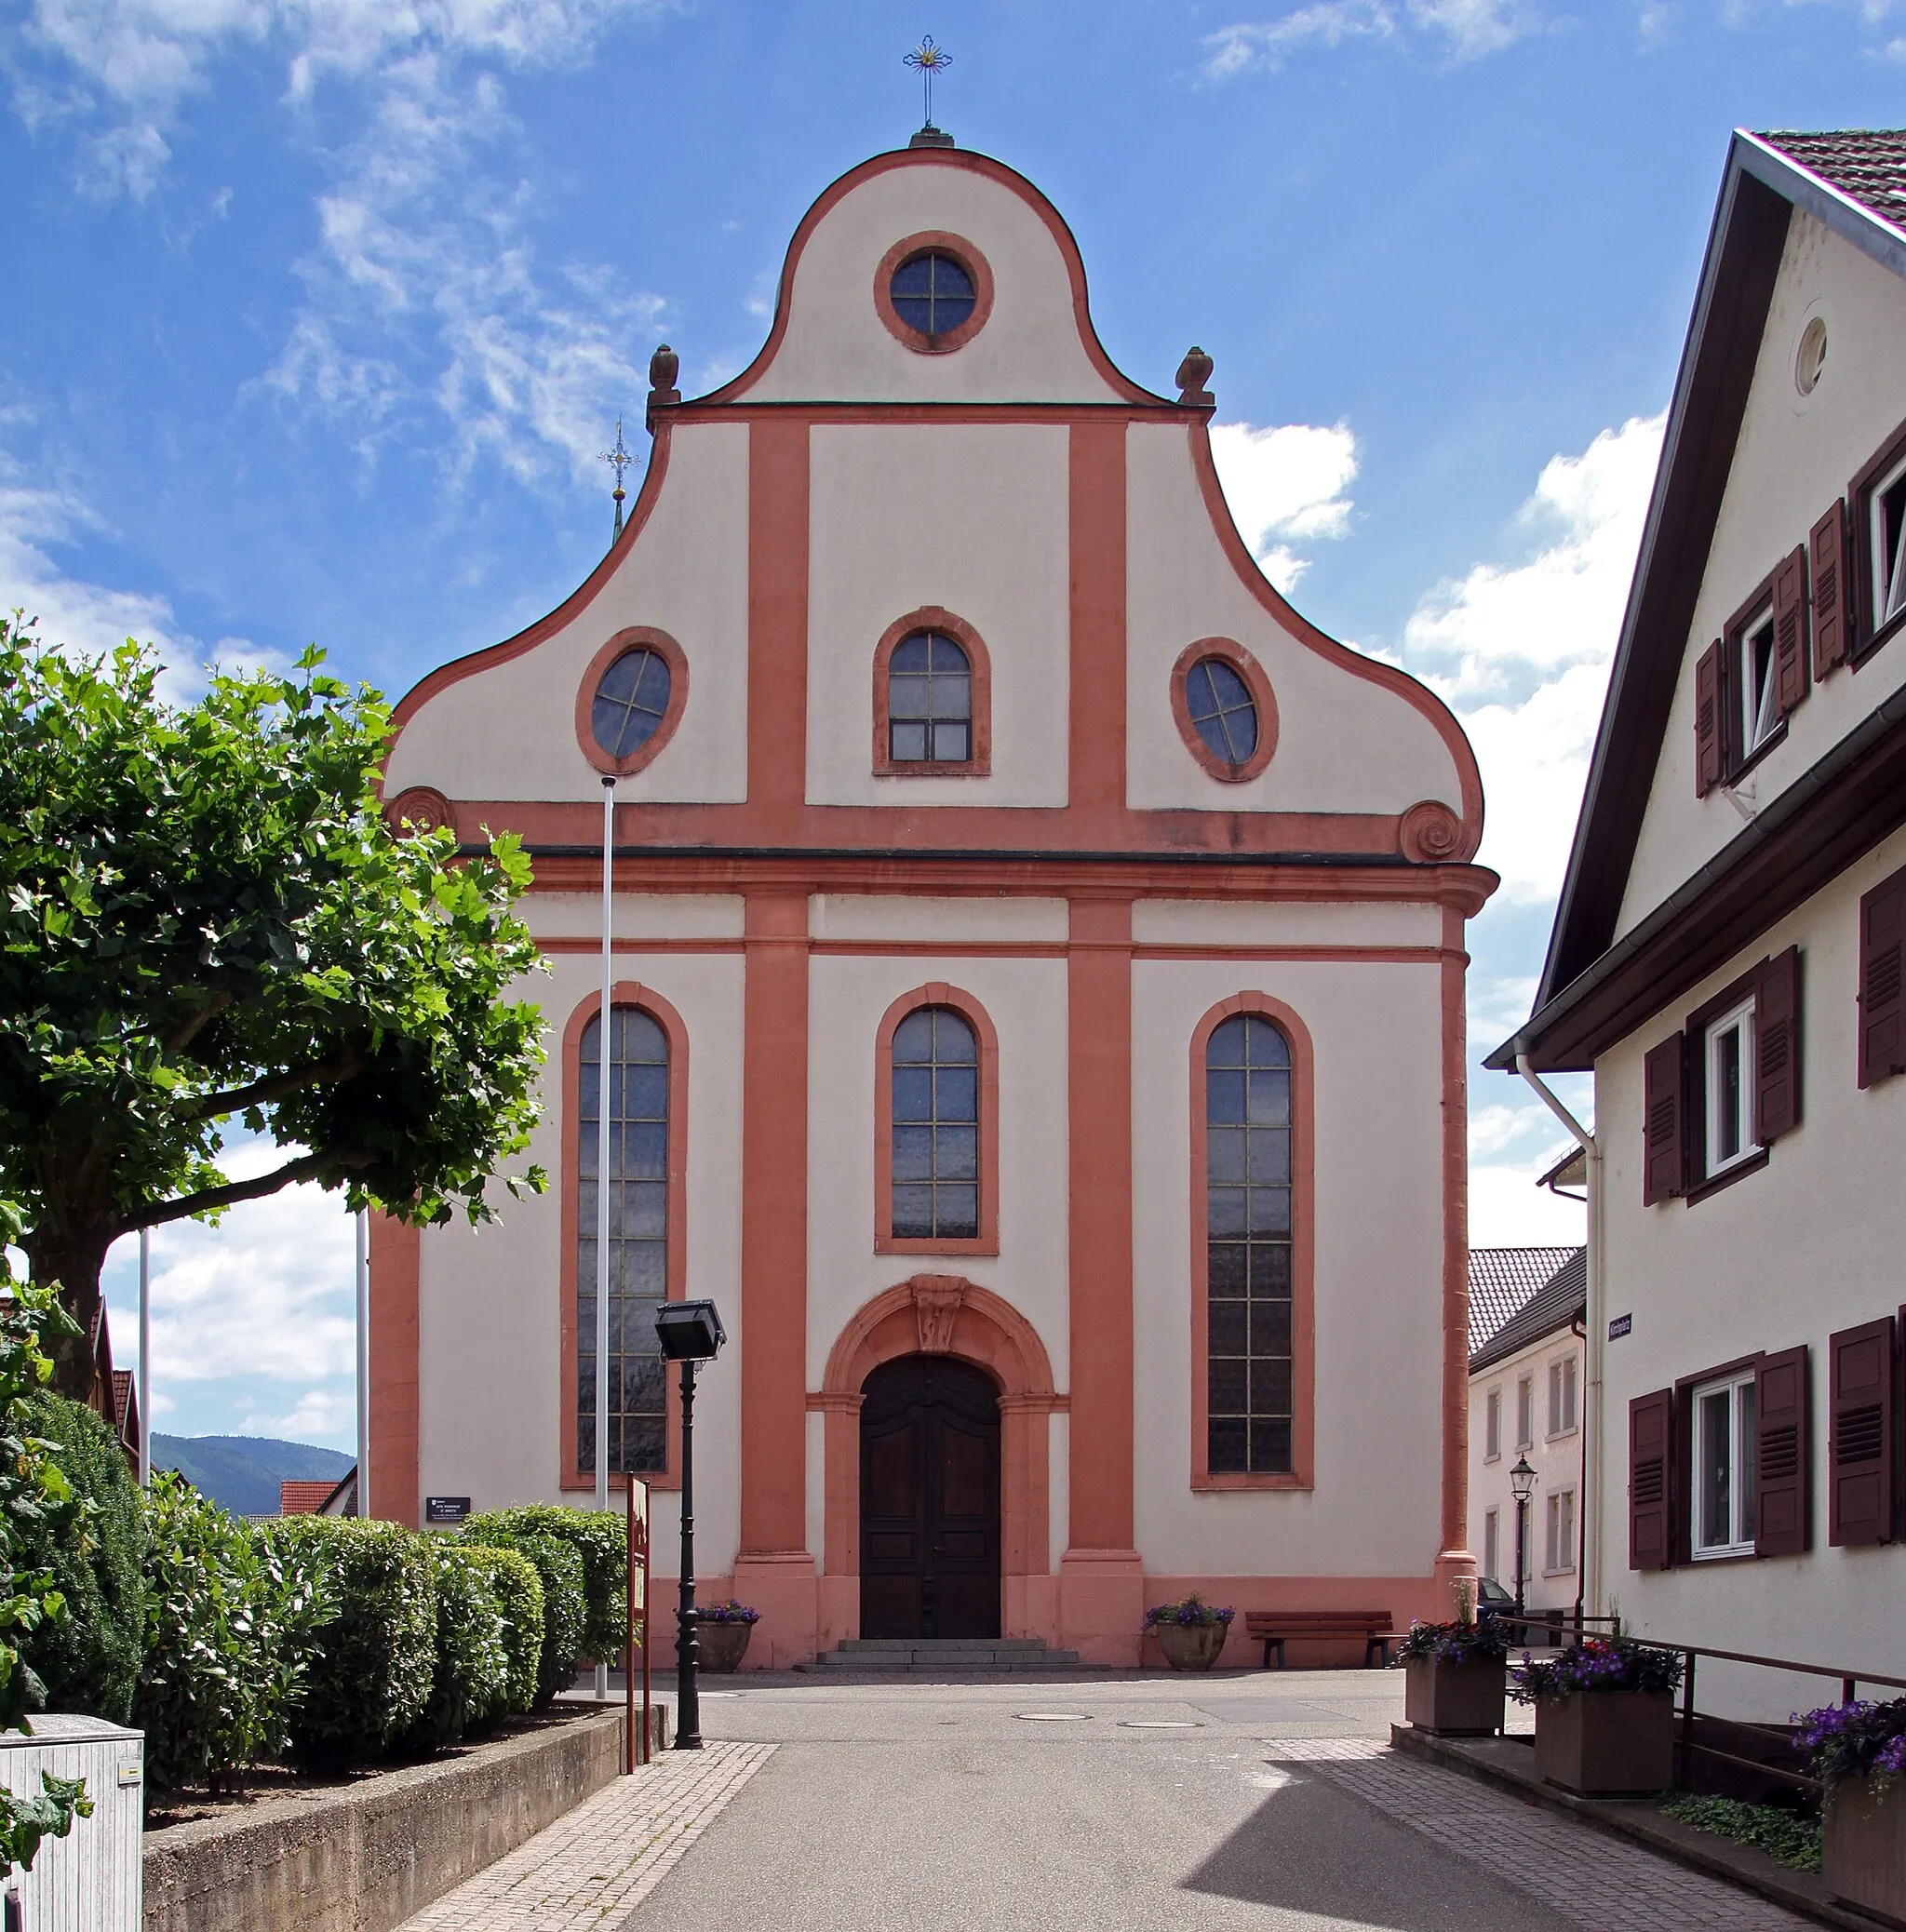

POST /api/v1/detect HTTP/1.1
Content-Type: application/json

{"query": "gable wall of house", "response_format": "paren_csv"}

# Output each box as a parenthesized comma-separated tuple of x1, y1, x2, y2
(1467, 1323, 1585, 1614)
(1617, 210, 1906, 941)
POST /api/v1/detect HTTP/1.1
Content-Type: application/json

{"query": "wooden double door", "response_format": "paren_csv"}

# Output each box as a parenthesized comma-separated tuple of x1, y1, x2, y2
(860, 1356, 1001, 1640)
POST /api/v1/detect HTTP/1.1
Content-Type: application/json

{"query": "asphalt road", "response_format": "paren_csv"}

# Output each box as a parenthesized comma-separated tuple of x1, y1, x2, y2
(634, 1670, 1577, 1932)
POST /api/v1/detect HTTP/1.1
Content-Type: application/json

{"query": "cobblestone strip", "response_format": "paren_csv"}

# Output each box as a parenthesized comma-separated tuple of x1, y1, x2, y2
(1269, 1738, 1809, 1932)
(396, 1740, 774, 1931)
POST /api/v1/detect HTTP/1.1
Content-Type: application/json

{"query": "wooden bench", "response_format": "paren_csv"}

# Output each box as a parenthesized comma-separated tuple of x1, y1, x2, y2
(1244, 1610, 1397, 1670)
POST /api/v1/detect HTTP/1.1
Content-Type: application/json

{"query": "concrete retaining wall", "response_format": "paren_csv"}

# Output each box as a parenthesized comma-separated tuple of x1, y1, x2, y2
(144, 1702, 670, 1932)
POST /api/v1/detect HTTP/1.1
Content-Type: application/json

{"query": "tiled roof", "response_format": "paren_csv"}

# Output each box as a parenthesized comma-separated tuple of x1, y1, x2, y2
(1468, 1246, 1580, 1357)
(1470, 1250, 1588, 1374)
(278, 1480, 339, 1517)
(110, 1370, 134, 1435)
(1758, 129, 1906, 235)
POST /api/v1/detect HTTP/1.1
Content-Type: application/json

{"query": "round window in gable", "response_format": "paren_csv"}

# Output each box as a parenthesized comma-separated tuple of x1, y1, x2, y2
(1794, 315, 1828, 397)
(574, 627, 690, 776)
(874, 233, 994, 355)
(1170, 639, 1278, 784)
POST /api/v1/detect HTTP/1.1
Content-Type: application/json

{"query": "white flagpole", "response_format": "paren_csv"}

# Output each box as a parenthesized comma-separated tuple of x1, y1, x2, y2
(356, 1209, 370, 1518)
(138, 1228, 151, 1486)
(596, 775, 615, 1699)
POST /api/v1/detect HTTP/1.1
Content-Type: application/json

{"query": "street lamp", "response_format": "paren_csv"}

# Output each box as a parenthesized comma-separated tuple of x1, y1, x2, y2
(655, 1299, 726, 1751)
(1510, 1453, 1537, 1629)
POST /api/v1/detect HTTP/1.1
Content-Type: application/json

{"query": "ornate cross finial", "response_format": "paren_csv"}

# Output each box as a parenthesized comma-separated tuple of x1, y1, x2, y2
(599, 418, 635, 542)
(905, 35, 951, 133)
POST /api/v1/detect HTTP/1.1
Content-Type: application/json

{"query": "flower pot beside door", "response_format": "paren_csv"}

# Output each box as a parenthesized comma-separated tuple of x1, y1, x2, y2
(695, 1603, 758, 1674)
(1392, 1612, 1510, 1737)
(1510, 1638, 1684, 1798)
(1798, 1697, 1906, 1929)
(1144, 1597, 1234, 1670)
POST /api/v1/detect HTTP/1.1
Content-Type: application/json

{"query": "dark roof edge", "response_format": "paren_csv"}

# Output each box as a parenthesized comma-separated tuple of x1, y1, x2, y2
(1738, 131, 1906, 282)
(1470, 1292, 1587, 1374)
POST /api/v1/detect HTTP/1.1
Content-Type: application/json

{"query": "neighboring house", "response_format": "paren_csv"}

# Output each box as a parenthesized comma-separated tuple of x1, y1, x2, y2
(86, 1307, 139, 1478)
(1491, 128, 1906, 1686)
(369, 127, 1496, 1668)
(1468, 1251, 1587, 1613)
(278, 1471, 358, 1518)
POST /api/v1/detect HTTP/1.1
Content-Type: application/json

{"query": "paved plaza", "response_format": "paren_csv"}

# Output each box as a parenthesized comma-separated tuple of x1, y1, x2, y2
(398, 1671, 1810, 1931)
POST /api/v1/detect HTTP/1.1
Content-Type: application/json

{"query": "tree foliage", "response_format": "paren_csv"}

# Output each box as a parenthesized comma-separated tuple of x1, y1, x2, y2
(0, 616, 547, 1389)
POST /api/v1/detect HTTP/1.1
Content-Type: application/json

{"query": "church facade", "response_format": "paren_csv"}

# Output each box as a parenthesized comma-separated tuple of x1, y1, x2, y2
(369, 138, 1495, 1667)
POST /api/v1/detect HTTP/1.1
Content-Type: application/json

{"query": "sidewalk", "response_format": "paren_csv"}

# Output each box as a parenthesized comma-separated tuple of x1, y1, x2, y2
(392, 1740, 773, 1931)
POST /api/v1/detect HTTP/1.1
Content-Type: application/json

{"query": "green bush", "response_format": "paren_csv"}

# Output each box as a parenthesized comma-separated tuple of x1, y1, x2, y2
(133, 1473, 330, 1793)
(463, 1529, 584, 1705)
(464, 1544, 543, 1715)
(15, 1392, 146, 1724)
(398, 1542, 510, 1751)
(461, 1507, 628, 1662)
(267, 1517, 436, 1767)
(1660, 1794, 1821, 1872)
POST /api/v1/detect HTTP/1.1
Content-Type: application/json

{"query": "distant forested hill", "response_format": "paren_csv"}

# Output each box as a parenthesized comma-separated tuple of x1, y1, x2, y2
(150, 1434, 353, 1517)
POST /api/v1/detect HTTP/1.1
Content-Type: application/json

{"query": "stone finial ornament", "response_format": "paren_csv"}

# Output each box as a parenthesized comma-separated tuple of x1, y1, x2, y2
(1175, 346, 1215, 408)
(645, 343, 681, 433)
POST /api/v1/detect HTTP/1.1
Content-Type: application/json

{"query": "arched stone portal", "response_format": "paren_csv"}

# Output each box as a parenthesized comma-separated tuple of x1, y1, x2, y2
(813, 1275, 1063, 1648)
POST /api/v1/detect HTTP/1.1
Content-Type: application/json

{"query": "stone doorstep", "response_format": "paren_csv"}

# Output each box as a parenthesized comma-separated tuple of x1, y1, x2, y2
(144, 1700, 673, 1932)
(1390, 1724, 1862, 1932)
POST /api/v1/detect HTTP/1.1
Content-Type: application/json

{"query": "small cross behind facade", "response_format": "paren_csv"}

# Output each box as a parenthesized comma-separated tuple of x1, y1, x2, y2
(600, 418, 636, 542)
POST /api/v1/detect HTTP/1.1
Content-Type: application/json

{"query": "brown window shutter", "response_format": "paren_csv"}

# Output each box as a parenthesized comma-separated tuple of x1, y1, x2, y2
(1755, 1345, 1811, 1557)
(1630, 1389, 1674, 1570)
(1643, 1033, 1687, 1204)
(1859, 866, 1906, 1089)
(1694, 641, 1724, 794)
(1753, 946, 1802, 1142)
(1829, 1317, 1896, 1547)
(1812, 501, 1849, 678)
(1773, 546, 1810, 716)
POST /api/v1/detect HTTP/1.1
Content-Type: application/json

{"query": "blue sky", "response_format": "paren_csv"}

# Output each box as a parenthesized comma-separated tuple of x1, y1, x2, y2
(7, 0, 1902, 1444)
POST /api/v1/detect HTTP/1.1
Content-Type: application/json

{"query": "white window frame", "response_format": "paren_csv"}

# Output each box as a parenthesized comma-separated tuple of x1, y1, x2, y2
(1702, 999, 1759, 1180)
(1483, 1507, 1499, 1584)
(1870, 448, 1906, 633)
(1544, 1488, 1577, 1575)
(1691, 1370, 1758, 1560)
(1484, 1387, 1501, 1461)
(1546, 1354, 1578, 1438)
(1515, 1374, 1534, 1451)
(1735, 606, 1779, 763)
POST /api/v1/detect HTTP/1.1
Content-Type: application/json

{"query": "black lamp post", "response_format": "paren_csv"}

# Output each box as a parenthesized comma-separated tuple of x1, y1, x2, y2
(655, 1299, 726, 1751)
(1509, 1453, 1537, 1631)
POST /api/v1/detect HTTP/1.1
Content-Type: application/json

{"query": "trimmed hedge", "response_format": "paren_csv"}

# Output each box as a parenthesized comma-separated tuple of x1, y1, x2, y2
(465, 1544, 544, 1715)
(461, 1507, 628, 1662)
(266, 1518, 436, 1767)
(16, 1392, 146, 1724)
(463, 1528, 584, 1705)
(400, 1542, 510, 1750)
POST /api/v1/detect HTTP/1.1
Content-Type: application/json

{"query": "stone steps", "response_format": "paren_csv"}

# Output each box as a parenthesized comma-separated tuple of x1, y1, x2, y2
(799, 1638, 1085, 1673)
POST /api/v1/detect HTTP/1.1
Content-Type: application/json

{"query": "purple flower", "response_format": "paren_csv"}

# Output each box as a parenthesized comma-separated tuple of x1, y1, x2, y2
(1794, 1697, 1906, 1785)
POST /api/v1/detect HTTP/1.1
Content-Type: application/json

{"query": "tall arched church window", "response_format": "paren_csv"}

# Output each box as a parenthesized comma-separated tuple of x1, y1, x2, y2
(891, 1007, 980, 1241)
(579, 1006, 670, 1475)
(1204, 1013, 1295, 1476)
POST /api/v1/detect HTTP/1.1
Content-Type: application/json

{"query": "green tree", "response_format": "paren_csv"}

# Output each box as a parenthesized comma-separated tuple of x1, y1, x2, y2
(0, 615, 547, 1394)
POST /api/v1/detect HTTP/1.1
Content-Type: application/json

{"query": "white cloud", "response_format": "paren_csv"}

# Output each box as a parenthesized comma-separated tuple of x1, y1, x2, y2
(1203, 0, 1542, 74)
(1406, 0, 1544, 59)
(1209, 419, 1359, 592)
(1469, 1157, 1587, 1243)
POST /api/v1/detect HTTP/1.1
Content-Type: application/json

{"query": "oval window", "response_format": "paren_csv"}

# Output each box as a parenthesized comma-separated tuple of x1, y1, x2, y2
(888, 250, 976, 340)
(1186, 656, 1259, 770)
(590, 647, 672, 760)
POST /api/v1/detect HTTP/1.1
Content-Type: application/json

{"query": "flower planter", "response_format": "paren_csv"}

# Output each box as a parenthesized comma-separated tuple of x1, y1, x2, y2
(1404, 1657, 1506, 1737)
(1533, 1690, 1673, 1795)
(696, 1620, 753, 1673)
(1825, 1776, 1906, 1928)
(1155, 1622, 1228, 1671)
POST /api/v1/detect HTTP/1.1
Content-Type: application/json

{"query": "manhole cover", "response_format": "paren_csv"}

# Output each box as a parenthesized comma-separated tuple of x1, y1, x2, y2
(1119, 1720, 1200, 1729)
(1015, 1712, 1092, 1722)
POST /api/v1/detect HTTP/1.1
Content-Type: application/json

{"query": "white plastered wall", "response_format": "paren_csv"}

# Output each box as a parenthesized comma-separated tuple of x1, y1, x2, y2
(807, 424, 1069, 806)
(737, 162, 1128, 406)
(1468, 1328, 1586, 1615)
(1620, 212, 1906, 936)
(383, 422, 750, 807)
(415, 945, 746, 1581)
(805, 946, 1070, 1397)
(1125, 422, 1465, 818)
(1596, 823, 1906, 1705)
(1130, 950, 1446, 1577)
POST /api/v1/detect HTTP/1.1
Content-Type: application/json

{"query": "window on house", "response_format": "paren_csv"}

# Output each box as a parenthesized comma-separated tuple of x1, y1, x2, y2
(887, 632, 973, 764)
(1205, 1013, 1295, 1475)
(1186, 657, 1259, 771)
(1515, 1375, 1534, 1451)
(1733, 606, 1780, 766)
(1484, 1387, 1502, 1461)
(892, 1006, 980, 1239)
(889, 250, 976, 339)
(578, 1007, 669, 1475)
(1545, 1489, 1577, 1574)
(1692, 1370, 1759, 1559)
(1867, 449, 1906, 638)
(1483, 1508, 1500, 1584)
(1548, 1355, 1578, 1437)
(1702, 999, 1759, 1180)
